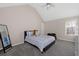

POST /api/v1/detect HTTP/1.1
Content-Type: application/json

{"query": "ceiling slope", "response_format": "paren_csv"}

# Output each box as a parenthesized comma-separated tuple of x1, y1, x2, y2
(29, 3, 79, 21)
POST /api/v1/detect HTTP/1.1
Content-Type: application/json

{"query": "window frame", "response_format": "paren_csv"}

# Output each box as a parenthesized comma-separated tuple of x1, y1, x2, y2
(65, 20, 78, 36)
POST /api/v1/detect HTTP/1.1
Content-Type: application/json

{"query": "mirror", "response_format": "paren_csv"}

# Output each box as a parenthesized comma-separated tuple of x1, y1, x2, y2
(0, 24, 12, 53)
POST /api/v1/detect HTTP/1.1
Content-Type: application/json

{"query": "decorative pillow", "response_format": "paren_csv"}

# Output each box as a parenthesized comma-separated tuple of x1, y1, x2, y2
(32, 30, 40, 36)
(36, 30, 40, 36)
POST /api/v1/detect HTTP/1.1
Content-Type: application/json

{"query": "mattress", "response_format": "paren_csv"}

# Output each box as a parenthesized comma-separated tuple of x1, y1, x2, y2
(25, 35, 55, 52)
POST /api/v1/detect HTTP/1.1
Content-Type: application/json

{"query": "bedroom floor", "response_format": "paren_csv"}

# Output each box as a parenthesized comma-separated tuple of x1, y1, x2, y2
(0, 40, 75, 56)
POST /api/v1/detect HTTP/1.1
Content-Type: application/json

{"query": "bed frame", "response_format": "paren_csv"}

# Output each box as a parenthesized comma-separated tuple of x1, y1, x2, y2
(24, 31, 57, 53)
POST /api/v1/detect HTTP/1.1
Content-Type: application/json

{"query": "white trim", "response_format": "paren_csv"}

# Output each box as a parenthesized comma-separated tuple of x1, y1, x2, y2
(0, 42, 24, 50)
(58, 38, 75, 42)
(12, 42, 24, 47)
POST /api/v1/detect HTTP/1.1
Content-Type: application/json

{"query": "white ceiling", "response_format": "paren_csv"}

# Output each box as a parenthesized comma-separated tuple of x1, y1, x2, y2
(29, 3, 79, 21)
(0, 3, 79, 21)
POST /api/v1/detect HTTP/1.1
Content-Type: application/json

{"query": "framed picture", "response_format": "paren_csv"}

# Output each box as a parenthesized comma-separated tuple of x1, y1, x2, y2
(0, 24, 12, 53)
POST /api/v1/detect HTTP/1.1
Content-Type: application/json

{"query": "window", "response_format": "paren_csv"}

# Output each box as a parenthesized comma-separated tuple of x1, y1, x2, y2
(65, 20, 78, 36)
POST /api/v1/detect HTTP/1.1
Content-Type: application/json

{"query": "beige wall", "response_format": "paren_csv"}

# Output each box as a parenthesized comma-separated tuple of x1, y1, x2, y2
(0, 5, 43, 49)
(45, 16, 79, 42)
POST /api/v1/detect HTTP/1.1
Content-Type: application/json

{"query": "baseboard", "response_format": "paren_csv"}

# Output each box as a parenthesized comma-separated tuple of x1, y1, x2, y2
(58, 38, 75, 43)
(12, 42, 24, 47)
(0, 42, 24, 50)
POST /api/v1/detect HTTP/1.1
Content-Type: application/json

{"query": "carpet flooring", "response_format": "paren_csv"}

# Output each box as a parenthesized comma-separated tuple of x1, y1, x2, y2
(0, 40, 75, 56)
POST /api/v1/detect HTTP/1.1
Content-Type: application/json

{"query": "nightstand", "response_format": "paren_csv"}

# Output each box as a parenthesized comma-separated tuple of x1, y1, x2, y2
(47, 33, 57, 40)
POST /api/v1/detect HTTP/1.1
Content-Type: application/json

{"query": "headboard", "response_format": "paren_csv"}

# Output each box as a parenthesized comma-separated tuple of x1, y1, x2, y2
(24, 31, 27, 40)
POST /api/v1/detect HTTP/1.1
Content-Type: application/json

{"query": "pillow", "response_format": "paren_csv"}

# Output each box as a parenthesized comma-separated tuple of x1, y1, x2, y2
(36, 30, 40, 36)
(29, 31, 33, 36)
(32, 30, 38, 36)
(27, 31, 29, 36)
(27, 31, 33, 37)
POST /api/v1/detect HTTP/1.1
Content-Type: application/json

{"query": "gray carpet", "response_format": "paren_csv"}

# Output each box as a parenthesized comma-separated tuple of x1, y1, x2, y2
(0, 40, 75, 56)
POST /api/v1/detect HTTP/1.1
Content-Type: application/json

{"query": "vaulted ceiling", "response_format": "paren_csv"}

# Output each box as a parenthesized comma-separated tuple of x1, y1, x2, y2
(0, 3, 79, 22)
(29, 3, 79, 21)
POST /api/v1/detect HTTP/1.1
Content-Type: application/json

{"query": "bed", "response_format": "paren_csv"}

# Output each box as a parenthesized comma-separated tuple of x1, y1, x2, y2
(24, 30, 56, 52)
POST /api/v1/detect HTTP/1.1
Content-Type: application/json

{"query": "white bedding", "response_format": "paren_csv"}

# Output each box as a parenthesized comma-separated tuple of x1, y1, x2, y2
(25, 35, 55, 52)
